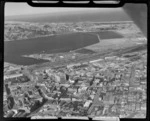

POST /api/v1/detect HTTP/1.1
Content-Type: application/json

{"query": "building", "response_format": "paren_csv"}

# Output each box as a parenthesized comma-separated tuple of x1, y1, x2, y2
(89, 59, 104, 63)
(4, 73, 23, 80)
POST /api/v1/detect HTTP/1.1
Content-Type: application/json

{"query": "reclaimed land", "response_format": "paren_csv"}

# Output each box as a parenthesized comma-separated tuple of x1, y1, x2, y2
(27, 43, 147, 72)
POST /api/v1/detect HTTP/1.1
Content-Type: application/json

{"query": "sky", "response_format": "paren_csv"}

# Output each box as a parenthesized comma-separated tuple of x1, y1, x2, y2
(5, 3, 123, 16)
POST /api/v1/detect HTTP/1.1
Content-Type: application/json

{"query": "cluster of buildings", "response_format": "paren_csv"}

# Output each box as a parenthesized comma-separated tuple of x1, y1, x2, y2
(4, 50, 147, 118)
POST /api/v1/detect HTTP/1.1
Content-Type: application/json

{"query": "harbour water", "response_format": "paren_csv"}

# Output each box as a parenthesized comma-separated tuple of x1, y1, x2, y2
(4, 31, 123, 65)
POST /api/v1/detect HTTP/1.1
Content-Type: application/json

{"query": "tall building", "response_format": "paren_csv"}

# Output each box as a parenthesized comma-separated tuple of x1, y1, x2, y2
(129, 64, 136, 85)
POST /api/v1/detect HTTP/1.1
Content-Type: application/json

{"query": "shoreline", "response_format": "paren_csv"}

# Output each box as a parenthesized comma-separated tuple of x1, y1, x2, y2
(4, 21, 133, 42)
(26, 43, 147, 72)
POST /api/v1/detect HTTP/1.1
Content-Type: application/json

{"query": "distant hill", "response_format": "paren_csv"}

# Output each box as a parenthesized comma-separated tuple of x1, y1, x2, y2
(5, 9, 131, 23)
